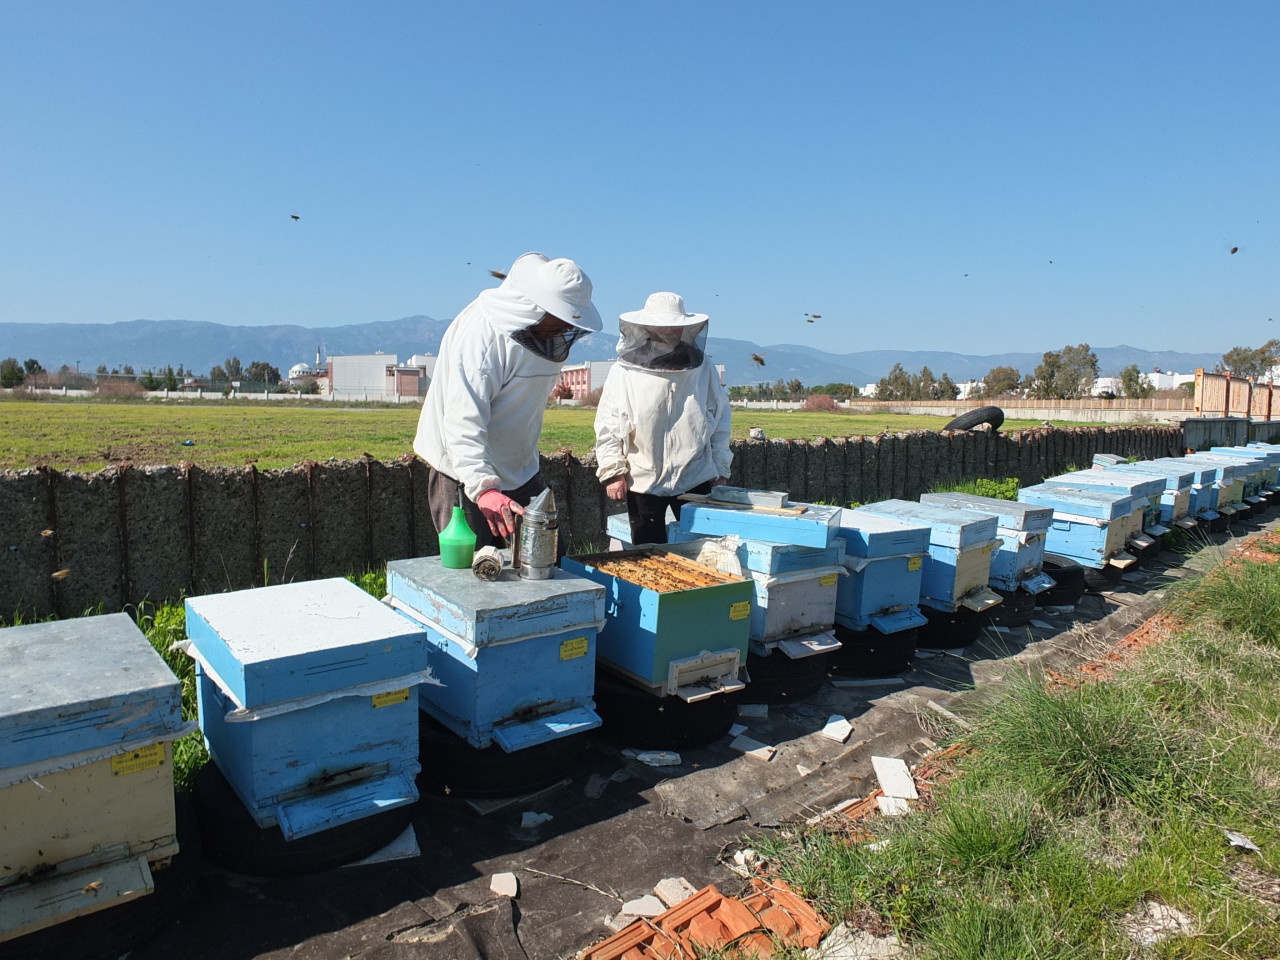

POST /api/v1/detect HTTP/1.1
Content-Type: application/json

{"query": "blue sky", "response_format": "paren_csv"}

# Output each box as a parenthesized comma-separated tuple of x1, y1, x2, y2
(1, 1, 1275, 354)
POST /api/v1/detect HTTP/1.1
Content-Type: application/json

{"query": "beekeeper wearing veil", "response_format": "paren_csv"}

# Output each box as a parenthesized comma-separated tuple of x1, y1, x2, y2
(594, 292, 732, 544)
(415, 252, 601, 548)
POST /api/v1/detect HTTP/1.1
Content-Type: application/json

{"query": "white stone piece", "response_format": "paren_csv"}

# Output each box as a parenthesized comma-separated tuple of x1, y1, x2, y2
(877, 796, 911, 816)
(520, 811, 552, 828)
(620, 895, 665, 917)
(654, 876, 698, 907)
(810, 923, 904, 958)
(797, 763, 816, 777)
(490, 872, 519, 898)
(1030, 620, 1053, 629)
(820, 715, 854, 743)
(732, 848, 758, 867)
(871, 756, 919, 799)
(584, 773, 609, 799)
(728, 722, 748, 737)
(730, 734, 776, 761)
(635, 750, 681, 766)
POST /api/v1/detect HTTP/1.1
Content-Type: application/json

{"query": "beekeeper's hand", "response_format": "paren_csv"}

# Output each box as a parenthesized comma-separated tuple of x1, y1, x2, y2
(605, 476, 629, 501)
(476, 489, 523, 538)
(713, 477, 730, 486)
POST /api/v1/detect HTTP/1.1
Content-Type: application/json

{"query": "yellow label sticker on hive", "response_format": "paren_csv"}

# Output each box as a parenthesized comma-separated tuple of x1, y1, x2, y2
(729, 601, 751, 620)
(819, 573, 838, 587)
(372, 688, 410, 708)
(908, 556, 923, 571)
(560, 636, 589, 661)
(111, 743, 165, 776)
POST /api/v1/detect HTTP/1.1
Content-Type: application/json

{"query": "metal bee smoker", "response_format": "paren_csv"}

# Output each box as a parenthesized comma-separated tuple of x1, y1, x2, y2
(514, 486, 558, 580)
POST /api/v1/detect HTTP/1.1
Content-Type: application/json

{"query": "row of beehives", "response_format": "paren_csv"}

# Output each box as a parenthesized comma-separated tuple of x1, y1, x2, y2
(5, 442, 1278, 944)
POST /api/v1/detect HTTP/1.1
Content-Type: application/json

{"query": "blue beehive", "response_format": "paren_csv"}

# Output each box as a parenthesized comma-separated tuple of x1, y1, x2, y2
(853, 500, 1002, 613)
(1148, 458, 1223, 521)
(561, 548, 752, 699)
(1246, 441, 1280, 485)
(185, 578, 430, 840)
(833, 508, 930, 634)
(918, 493, 1055, 594)
(1018, 483, 1136, 569)
(1210, 447, 1276, 501)
(1, 615, 189, 941)
(1049, 470, 1168, 538)
(673, 499, 841, 548)
(1100, 460, 1199, 529)
(387, 557, 605, 752)
(1179, 455, 1248, 515)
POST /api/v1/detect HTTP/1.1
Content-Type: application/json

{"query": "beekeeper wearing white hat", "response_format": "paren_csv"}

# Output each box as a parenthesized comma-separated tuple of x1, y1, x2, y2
(415, 251, 601, 547)
(594, 292, 732, 544)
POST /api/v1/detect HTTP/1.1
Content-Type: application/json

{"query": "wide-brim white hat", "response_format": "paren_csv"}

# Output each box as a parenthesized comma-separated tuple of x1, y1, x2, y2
(505, 251, 602, 332)
(619, 291, 708, 327)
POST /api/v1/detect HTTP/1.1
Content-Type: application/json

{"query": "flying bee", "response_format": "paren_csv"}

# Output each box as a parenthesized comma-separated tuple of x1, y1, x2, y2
(489, 269, 507, 280)
(751, 353, 765, 366)
(40, 529, 53, 537)
(82, 881, 103, 893)
(51, 568, 71, 580)
(1230, 246, 1239, 254)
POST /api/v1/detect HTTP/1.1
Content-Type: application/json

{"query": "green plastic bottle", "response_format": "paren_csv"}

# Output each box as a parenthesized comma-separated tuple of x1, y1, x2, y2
(439, 505, 477, 569)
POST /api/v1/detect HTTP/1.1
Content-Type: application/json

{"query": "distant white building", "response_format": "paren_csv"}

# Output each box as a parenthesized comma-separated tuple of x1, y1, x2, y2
(327, 352, 426, 402)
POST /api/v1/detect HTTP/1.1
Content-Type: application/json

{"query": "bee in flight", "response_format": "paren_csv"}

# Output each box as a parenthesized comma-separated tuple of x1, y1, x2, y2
(751, 353, 765, 366)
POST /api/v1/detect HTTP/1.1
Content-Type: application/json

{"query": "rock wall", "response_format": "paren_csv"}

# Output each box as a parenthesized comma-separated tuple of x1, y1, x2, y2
(0, 426, 1184, 620)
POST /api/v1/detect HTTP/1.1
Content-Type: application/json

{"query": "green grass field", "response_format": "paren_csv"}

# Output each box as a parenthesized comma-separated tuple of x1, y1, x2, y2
(0, 397, 1089, 473)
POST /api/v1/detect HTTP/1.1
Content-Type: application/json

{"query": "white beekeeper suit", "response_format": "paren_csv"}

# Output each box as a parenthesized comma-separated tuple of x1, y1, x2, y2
(594, 293, 732, 502)
(414, 252, 600, 543)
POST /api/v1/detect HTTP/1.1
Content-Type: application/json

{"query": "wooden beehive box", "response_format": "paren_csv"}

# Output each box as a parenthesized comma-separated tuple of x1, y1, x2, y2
(184, 578, 429, 840)
(1018, 483, 1135, 569)
(0, 614, 186, 941)
(1178, 456, 1247, 515)
(386, 556, 606, 752)
(920, 492, 1055, 593)
(562, 548, 752, 695)
(833, 508, 930, 634)
(853, 500, 1002, 613)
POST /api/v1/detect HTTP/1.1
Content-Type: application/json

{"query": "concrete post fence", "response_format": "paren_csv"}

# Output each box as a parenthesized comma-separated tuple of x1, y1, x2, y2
(0, 425, 1187, 621)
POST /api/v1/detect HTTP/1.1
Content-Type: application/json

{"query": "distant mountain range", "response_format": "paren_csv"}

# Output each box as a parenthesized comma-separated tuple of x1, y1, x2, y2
(0, 317, 1223, 387)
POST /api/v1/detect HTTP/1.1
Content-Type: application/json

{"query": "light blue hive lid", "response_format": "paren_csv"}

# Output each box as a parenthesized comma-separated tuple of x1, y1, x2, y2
(1049, 470, 1166, 500)
(836, 507, 932, 558)
(852, 499, 998, 550)
(186, 577, 430, 709)
(1018, 483, 1136, 522)
(1105, 460, 1193, 490)
(918, 492, 1053, 534)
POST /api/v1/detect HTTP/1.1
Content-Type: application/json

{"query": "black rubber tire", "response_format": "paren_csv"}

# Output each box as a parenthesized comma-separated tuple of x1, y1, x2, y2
(416, 712, 589, 799)
(916, 605, 983, 650)
(983, 587, 1036, 627)
(2, 794, 202, 960)
(592, 671, 741, 750)
(1036, 558, 1086, 607)
(1082, 562, 1123, 593)
(942, 405, 1005, 432)
(743, 649, 829, 704)
(828, 625, 917, 678)
(193, 761, 415, 877)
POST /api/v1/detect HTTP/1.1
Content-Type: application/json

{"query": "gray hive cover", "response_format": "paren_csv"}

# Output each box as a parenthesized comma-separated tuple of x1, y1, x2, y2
(0, 612, 184, 773)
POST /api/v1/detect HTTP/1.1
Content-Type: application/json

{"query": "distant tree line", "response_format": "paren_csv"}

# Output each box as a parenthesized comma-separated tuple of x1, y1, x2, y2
(0, 355, 300, 393)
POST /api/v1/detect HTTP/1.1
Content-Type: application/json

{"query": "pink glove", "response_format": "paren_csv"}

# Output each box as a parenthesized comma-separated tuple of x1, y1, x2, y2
(605, 476, 629, 501)
(475, 489, 523, 538)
